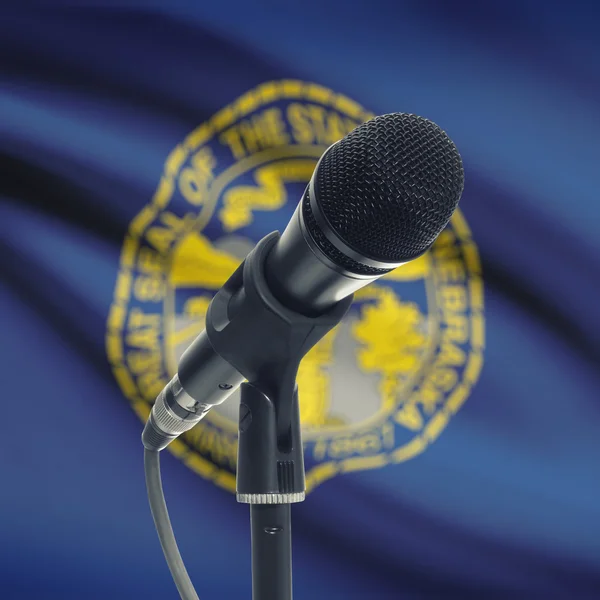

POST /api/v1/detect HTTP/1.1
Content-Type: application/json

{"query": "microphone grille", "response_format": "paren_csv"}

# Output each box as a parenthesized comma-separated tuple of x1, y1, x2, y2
(314, 113, 464, 263)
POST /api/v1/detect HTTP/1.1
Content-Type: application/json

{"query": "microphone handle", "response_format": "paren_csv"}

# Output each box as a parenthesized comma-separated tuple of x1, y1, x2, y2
(265, 199, 378, 317)
(177, 330, 244, 407)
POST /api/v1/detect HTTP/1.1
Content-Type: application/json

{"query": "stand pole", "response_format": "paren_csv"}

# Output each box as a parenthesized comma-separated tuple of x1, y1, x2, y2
(250, 504, 292, 600)
(237, 382, 304, 600)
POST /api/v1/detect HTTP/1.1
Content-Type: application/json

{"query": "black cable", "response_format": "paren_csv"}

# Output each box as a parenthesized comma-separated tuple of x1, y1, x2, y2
(144, 448, 200, 600)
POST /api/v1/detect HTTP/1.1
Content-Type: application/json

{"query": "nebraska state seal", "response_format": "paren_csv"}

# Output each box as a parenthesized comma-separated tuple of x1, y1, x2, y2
(106, 80, 485, 493)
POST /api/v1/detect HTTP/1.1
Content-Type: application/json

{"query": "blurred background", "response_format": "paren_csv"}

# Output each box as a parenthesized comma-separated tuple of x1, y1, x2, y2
(1, 3, 599, 599)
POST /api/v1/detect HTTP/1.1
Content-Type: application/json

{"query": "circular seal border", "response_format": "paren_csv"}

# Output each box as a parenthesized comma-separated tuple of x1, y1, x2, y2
(106, 80, 484, 494)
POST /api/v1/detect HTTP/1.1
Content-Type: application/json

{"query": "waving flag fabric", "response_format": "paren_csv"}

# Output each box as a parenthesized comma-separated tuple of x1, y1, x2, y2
(1, 4, 599, 599)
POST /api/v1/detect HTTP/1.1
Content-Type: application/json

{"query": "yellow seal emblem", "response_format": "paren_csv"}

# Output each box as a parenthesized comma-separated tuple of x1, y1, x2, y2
(106, 80, 485, 493)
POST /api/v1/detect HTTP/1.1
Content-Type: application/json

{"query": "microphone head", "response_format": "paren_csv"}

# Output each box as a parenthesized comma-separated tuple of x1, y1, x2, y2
(304, 113, 464, 273)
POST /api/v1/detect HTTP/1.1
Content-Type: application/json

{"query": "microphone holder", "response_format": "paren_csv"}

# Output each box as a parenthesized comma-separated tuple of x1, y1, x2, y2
(204, 232, 352, 600)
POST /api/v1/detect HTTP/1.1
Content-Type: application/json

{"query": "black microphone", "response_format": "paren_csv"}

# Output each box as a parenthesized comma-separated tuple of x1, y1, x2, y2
(142, 113, 464, 451)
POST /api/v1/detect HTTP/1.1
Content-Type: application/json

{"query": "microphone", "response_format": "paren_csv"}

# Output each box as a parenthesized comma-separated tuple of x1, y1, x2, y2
(142, 113, 464, 451)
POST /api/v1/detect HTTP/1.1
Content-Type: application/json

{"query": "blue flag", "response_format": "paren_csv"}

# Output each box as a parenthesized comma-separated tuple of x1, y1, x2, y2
(1, 4, 599, 599)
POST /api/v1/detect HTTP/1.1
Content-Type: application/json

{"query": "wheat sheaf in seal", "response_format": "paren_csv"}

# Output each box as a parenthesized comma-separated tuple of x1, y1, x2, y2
(106, 80, 485, 494)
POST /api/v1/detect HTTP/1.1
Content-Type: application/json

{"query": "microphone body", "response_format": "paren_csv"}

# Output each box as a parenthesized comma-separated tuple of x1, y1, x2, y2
(265, 185, 397, 317)
(142, 113, 464, 450)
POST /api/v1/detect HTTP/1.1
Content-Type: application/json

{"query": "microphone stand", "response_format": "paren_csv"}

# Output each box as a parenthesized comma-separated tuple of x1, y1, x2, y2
(203, 233, 352, 600)
(237, 383, 303, 600)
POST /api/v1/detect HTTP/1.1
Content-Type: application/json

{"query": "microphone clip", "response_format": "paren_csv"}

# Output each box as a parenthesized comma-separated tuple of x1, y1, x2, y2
(202, 231, 352, 503)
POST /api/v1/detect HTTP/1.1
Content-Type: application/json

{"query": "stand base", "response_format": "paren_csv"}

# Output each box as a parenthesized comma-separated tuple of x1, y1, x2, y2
(250, 504, 292, 600)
